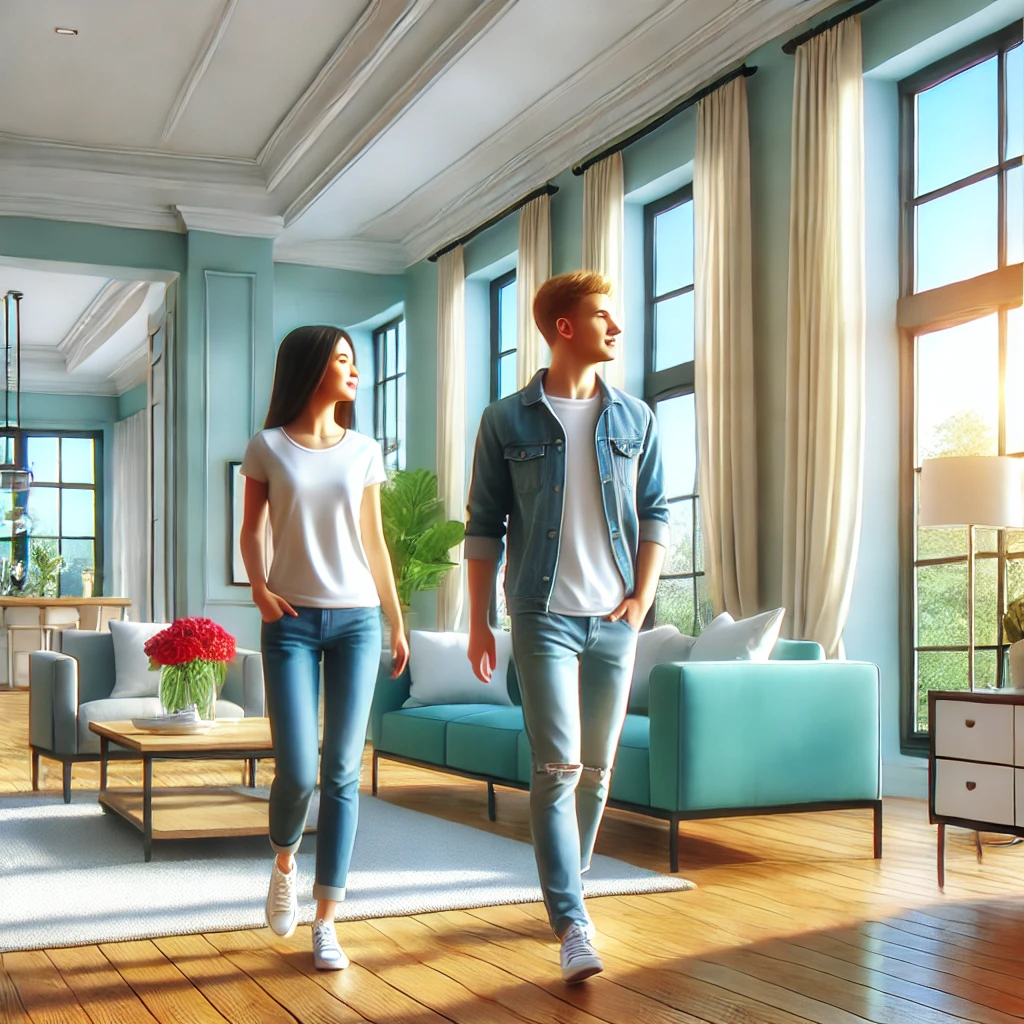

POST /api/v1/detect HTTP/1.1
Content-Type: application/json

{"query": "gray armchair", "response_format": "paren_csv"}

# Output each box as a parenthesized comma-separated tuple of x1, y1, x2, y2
(29, 629, 265, 801)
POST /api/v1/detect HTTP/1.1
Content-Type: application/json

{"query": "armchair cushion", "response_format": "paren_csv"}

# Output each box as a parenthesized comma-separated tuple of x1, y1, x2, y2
(689, 609, 785, 662)
(109, 621, 169, 698)
(219, 648, 265, 717)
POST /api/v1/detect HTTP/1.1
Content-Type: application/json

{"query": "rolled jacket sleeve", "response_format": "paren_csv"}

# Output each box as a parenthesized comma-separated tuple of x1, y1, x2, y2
(465, 406, 512, 562)
(636, 407, 671, 549)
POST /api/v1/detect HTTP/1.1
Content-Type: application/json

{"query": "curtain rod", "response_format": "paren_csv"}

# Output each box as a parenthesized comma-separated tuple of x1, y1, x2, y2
(428, 183, 559, 262)
(782, 0, 883, 55)
(571, 63, 758, 177)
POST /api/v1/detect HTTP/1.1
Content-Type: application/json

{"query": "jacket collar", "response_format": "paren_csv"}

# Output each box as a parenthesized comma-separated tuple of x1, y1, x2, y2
(521, 368, 622, 407)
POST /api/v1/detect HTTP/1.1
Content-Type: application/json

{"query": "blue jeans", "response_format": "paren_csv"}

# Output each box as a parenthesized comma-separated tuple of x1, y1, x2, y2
(510, 612, 638, 937)
(261, 605, 382, 901)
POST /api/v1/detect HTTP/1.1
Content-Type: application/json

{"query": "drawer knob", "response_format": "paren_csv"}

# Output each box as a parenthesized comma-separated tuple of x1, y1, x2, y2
(965, 719, 976, 728)
(966, 781, 977, 791)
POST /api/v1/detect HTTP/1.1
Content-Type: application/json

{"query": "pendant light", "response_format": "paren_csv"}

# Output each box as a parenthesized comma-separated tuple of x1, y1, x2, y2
(2, 291, 32, 492)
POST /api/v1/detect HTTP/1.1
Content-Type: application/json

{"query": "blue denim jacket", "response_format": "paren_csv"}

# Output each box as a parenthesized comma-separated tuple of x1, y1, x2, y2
(465, 369, 670, 614)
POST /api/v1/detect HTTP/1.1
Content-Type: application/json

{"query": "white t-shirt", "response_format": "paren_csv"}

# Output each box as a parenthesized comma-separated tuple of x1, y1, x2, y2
(546, 392, 625, 617)
(240, 427, 387, 608)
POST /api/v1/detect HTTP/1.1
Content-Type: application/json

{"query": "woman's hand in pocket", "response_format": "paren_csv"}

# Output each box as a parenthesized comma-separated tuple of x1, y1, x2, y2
(255, 588, 298, 623)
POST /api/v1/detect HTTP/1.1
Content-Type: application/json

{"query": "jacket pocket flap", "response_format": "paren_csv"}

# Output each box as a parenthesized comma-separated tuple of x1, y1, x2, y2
(610, 437, 642, 458)
(504, 443, 547, 462)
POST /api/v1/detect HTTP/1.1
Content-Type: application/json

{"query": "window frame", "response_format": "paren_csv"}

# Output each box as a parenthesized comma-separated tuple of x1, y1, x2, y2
(898, 22, 1024, 756)
(0, 429, 104, 596)
(372, 315, 406, 470)
(643, 183, 706, 634)
(490, 269, 518, 403)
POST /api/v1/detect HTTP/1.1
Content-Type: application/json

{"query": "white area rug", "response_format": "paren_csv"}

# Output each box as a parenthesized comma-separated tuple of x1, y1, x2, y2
(0, 789, 693, 951)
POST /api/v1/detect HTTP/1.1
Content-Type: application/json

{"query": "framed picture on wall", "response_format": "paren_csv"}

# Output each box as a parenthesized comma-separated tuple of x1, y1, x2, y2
(229, 461, 248, 585)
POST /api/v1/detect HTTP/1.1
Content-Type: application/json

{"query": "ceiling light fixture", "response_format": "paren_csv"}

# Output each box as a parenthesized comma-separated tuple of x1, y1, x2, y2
(54, 27, 78, 36)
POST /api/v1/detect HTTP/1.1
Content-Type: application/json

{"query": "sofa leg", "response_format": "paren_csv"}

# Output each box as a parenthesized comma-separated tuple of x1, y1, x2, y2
(487, 782, 496, 822)
(62, 762, 72, 804)
(670, 816, 680, 874)
(873, 801, 883, 859)
(371, 751, 379, 795)
(31, 749, 39, 791)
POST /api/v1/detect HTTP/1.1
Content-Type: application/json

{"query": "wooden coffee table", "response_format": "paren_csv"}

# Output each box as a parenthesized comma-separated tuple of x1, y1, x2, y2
(89, 719, 313, 861)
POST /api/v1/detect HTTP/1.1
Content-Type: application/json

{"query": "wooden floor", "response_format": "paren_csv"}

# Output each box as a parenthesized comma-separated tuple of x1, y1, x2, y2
(3, 688, 1024, 1023)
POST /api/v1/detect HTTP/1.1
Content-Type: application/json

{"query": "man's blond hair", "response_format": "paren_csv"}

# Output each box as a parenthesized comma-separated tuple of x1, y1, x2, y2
(532, 271, 613, 344)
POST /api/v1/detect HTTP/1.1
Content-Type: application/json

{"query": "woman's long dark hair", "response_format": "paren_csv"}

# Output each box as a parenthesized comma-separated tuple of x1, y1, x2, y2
(264, 325, 356, 430)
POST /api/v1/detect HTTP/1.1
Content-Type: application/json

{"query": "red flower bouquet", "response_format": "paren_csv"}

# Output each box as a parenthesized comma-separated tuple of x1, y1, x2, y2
(145, 617, 237, 720)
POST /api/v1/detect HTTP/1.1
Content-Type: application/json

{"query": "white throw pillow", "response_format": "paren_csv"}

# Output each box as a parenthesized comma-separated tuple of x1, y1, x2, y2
(404, 630, 513, 708)
(109, 621, 171, 698)
(628, 625, 697, 714)
(688, 609, 785, 662)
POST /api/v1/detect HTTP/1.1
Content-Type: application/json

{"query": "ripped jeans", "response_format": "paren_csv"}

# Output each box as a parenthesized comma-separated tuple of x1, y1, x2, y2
(510, 611, 639, 937)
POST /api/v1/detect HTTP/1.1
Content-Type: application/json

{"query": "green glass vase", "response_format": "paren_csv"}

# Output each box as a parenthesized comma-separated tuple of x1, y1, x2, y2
(159, 660, 220, 720)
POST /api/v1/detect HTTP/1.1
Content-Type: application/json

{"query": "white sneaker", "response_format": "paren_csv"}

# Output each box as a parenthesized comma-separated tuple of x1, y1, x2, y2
(265, 860, 298, 938)
(560, 923, 603, 983)
(312, 920, 349, 971)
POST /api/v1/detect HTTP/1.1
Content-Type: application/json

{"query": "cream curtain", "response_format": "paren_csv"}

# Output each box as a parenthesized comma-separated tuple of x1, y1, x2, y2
(516, 193, 552, 387)
(112, 410, 149, 620)
(436, 247, 467, 631)
(694, 75, 759, 620)
(782, 17, 866, 658)
(582, 153, 625, 389)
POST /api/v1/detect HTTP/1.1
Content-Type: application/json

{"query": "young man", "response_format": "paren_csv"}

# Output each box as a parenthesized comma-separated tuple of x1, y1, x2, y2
(464, 271, 669, 983)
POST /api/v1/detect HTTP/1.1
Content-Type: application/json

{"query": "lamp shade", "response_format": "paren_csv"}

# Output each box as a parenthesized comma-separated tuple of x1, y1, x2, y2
(919, 456, 1024, 528)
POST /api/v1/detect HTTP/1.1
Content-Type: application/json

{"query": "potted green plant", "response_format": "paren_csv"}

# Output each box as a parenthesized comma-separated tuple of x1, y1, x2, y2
(1005, 598, 1024, 687)
(26, 541, 66, 598)
(379, 468, 465, 636)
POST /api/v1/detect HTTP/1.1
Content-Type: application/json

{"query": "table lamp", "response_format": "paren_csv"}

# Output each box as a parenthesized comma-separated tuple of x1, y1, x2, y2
(919, 455, 1024, 690)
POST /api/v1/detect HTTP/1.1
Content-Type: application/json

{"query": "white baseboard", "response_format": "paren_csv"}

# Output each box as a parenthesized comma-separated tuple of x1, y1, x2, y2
(882, 759, 928, 799)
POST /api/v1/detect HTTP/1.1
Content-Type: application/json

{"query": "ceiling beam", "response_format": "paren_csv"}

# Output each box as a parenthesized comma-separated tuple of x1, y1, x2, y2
(273, 238, 407, 274)
(160, 0, 240, 145)
(260, 0, 433, 191)
(59, 280, 149, 373)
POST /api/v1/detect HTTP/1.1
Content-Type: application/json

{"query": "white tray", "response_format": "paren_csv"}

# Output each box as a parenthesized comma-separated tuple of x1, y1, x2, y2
(130, 717, 217, 735)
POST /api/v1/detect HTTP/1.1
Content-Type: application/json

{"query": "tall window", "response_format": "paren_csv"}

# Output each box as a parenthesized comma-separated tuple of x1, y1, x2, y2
(373, 317, 406, 471)
(491, 270, 518, 401)
(1, 432, 103, 596)
(644, 185, 711, 635)
(901, 24, 1023, 746)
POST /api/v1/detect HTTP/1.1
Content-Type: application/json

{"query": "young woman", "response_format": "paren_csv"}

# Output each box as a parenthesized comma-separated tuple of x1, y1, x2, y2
(239, 325, 409, 970)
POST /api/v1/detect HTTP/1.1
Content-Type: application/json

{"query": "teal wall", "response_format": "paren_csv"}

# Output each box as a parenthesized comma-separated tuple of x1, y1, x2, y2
(118, 384, 147, 420)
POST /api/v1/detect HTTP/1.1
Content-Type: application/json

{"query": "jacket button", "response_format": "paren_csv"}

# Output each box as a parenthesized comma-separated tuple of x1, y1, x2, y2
(553, 484, 561, 492)
(519, 450, 526, 458)
(542, 575, 550, 582)
(547, 530, 557, 539)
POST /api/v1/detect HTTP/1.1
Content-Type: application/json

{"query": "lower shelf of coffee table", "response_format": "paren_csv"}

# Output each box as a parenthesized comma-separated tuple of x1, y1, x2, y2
(98, 787, 317, 840)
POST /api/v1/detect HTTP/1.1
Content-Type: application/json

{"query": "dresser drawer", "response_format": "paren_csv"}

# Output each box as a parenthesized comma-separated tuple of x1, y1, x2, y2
(935, 759, 1015, 825)
(1016, 708, 1024, 767)
(934, 701, 1014, 764)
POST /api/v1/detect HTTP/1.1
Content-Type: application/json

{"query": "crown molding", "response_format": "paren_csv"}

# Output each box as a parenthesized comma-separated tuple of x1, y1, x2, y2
(395, 0, 835, 264)
(273, 238, 408, 274)
(60, 280, 150, 373)
(109, 346, 150, 394)
(282, 0, 516, 223)
(161, 0, 240, 144)
(175, 205, 284, 237)
(261, 0, 438, 191)
(20, 348, 119, 397)
(0, 192, 183, 232)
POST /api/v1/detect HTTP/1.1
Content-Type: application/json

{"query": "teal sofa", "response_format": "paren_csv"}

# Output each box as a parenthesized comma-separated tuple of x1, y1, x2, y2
(370, 638, 882, 871)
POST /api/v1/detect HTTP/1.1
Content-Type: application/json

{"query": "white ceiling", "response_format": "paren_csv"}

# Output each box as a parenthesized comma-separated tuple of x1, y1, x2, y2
(0, 266, 164, 396)
(0, 0, 835, 269)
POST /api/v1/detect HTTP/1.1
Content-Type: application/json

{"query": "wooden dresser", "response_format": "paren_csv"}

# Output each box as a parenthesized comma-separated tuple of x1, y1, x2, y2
(928, 688, 1024, 887)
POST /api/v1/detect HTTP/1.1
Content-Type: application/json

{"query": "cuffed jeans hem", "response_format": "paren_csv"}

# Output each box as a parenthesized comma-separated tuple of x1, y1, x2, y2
(270, 836, 302, 856)
(312, 883, 347, 902)
(554, 913, 589, 940)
